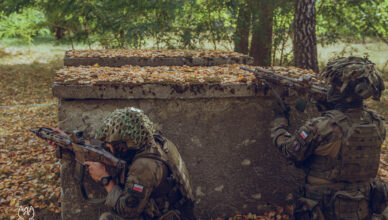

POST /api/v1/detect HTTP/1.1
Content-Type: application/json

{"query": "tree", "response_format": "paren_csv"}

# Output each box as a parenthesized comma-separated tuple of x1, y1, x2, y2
(293, 0, 319, 73)
(316, 0, 388, 45)
(250, 0, 275, 66)
(234, 0, 251, 54)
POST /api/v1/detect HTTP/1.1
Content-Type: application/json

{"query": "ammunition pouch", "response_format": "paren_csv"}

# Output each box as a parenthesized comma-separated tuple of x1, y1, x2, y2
(371, 179, 388, 214)
(302, 182, 372, 219)
(332, 190, 369, 219)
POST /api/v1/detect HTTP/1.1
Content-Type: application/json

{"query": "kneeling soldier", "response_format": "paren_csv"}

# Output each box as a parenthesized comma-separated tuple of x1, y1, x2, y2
(86, 107, 195, 220)
(271, 57, 388, 219)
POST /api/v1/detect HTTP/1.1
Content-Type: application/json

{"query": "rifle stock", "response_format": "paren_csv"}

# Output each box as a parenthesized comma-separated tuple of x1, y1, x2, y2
(31, 127, 127, 203)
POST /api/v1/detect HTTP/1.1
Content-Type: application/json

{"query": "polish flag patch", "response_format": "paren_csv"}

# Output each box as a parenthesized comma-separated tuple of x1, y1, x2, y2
(132, 184, 144, 192)
(300, 130, 309, 139)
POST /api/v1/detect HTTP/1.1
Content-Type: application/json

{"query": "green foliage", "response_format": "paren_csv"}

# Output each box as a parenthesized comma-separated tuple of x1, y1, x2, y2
(0, 0, 34, 15)
(271, 2, 294, 65)
(0, 8, 50, 44)
(0, 0, 387, 52)
(317, 0, 388, 45)
(191, 0, 236, 50)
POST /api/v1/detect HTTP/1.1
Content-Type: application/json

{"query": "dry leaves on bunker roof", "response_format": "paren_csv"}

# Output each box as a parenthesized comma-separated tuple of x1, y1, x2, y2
(65, 49, 251, 58)
(55, 64, 323, 85)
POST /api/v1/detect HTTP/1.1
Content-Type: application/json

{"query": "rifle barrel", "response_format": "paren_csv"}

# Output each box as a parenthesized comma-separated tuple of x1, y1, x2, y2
(30, 129, 38, 134)
(241, 66, 327, 94)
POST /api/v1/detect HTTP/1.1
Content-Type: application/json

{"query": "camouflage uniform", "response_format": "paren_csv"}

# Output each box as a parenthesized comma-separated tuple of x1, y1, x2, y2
(95, 107, 195, 220)
(271, 57, 387, 219)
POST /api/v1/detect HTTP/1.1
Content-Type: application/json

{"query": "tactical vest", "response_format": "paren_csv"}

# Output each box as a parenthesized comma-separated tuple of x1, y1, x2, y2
(308, 110, 385, 183)
(133, 133, 194, 213)
(153, 134, 194, 202)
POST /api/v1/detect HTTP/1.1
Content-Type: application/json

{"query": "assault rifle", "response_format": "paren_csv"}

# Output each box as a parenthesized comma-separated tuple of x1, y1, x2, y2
(240, 67, 333, 112)
(30, 127, 127, 203)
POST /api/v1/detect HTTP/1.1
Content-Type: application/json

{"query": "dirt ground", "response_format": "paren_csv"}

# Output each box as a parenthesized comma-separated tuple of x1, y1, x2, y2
(0, 44, 387, 220)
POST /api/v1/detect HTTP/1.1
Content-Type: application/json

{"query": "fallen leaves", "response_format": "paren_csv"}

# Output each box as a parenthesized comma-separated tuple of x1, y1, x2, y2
(0, 104, 60, 219)
(55, 65, 322, 86)
(0, 61, 62, 106)
(0, 58, 60, 219)
(217, 205, 294, 220)
(66, 49, 250, 59)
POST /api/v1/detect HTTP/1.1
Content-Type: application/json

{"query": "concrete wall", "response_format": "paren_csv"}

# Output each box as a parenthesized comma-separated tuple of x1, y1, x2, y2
(54, 83, 319, 219)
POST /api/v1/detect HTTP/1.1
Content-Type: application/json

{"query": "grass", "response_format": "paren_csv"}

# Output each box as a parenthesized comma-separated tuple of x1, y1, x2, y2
(318, 40, 388, 75)
(0, 38, 387, 219)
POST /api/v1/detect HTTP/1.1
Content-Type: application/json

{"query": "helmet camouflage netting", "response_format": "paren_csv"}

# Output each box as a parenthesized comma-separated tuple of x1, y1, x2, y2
(95, 107, 155, 150)
(320, 56, 385, 101)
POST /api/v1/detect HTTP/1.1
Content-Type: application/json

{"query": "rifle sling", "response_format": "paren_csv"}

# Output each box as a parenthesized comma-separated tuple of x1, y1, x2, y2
(75, 163, 107, 204)
(80, 183, 106, 204)
(133, 153, 170, 170)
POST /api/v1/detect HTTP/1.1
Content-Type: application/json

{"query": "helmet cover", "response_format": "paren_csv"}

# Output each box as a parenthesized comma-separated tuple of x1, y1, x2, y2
(95, 107, 155, 150)
(320, 56, 385, 102)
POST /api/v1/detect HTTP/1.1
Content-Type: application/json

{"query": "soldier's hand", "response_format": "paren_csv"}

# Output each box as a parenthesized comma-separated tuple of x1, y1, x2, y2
(84, 161, 109, 182)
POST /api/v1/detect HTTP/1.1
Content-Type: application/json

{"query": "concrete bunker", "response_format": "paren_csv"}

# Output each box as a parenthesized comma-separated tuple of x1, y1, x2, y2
(54, 50, 320, 219)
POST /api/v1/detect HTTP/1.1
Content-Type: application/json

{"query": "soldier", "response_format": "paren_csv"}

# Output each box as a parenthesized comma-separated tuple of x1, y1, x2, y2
(85, 107, 195, 220)
(271, 57, 387, 219)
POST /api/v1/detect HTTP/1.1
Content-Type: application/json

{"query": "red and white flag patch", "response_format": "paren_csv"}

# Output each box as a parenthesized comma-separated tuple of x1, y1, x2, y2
(299, 130, 308, 139)
(132, 184, 144, 192)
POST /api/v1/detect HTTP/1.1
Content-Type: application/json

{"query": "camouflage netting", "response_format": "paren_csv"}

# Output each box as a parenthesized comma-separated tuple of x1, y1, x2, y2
(95, 107, 155, 150)
(320, 56, 385, 100)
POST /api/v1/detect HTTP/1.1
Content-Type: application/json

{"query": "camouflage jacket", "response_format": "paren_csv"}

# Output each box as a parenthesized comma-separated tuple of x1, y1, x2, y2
(104, 136, 194, 219)
(271, 108, 386, 184)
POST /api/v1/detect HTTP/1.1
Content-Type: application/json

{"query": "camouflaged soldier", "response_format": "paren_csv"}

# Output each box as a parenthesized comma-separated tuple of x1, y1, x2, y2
(85, 107, 195, 220)
(271, 57, 387, 219)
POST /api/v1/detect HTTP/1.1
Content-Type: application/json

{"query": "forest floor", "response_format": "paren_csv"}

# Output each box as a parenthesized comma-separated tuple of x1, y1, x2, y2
(0, 40, 387, 219)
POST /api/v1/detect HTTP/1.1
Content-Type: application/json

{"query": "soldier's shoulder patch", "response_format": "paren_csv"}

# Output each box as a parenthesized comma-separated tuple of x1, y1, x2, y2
(295, 126, 314, 146)
(132, 184, 144, 193)
(299, 130, 309, 140)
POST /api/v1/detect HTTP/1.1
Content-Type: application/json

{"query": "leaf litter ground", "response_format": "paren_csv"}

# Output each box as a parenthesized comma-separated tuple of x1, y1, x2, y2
(0, 45, 387, 220)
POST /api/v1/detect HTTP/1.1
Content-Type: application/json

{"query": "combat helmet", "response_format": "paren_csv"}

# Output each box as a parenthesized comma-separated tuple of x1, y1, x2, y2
(95, 107, 155, 150)
(320, 56, 385, 103)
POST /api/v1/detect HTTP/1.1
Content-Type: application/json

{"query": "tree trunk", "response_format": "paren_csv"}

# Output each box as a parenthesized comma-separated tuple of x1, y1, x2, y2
(293, 0, 319, 73)
(54, 26, 65, 40)
(250, 0, 274, 66)
(234, 0, 251, 54)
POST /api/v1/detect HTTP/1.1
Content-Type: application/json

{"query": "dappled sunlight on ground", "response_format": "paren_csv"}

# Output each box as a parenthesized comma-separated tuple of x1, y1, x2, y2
(0, 46, 65, 65)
